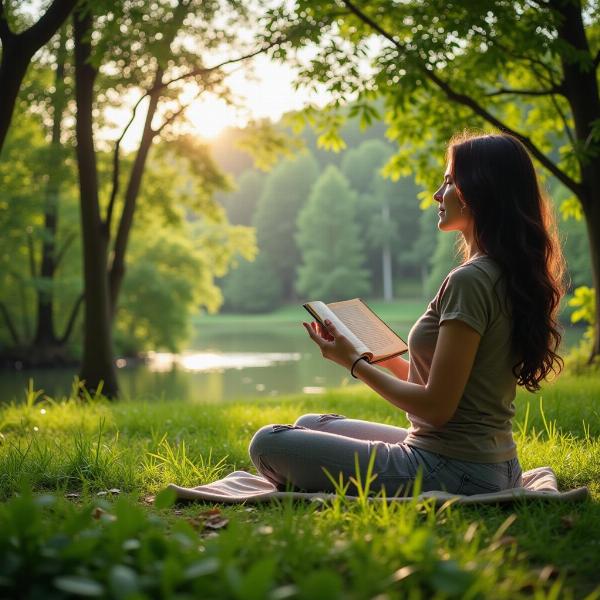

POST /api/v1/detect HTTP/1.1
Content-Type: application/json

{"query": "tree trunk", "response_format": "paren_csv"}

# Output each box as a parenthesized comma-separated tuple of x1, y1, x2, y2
(34, 26, 67, 347)
(551, 0, 600, 361)
(0, 40, 30, 156)
(381, 201, 393, 301)
(109, 84, 161, 317)
(581, 188, 600, 360)
(74, 9, 118, 397)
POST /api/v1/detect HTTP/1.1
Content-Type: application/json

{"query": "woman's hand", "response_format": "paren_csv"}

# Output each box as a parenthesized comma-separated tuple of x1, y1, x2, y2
(302, 319, 362, 370)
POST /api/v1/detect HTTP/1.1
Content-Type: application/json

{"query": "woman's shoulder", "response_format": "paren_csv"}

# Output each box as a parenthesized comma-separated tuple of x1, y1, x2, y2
(448, 256, 503, 285)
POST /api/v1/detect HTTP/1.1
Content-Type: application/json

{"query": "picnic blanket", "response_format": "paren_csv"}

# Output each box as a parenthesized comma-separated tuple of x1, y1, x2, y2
(168, 466, 589, 506)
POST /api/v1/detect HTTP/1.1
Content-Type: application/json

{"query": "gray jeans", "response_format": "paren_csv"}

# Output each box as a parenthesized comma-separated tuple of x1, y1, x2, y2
(249, 413, 522, 496)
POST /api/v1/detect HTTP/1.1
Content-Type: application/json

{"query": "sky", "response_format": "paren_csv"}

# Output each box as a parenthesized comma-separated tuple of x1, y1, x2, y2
(108, 53, 324, 152)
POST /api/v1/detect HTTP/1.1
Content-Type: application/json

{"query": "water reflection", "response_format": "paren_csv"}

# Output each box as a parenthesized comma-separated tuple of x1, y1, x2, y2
(144, 351, 302, 373)
(0, 321, 585, 404)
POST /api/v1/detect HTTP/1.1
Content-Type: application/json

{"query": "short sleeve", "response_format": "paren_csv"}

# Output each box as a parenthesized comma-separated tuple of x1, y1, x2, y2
(435, 265, 492, 336)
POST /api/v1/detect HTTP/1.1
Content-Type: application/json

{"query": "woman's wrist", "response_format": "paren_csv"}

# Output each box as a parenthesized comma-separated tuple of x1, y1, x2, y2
(350, 356, 367, 379)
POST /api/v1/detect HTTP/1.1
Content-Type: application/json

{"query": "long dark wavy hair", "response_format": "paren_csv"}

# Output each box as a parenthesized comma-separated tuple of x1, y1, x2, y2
(448, 131, 566, 392)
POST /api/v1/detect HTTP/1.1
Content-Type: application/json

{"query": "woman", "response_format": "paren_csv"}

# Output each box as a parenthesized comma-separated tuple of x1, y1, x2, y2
(249, 132, 565, 496)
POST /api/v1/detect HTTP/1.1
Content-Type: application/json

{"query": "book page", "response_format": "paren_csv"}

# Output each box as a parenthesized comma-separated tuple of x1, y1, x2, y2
(304, 301, 371, 358)
(327, 299, 408, 361)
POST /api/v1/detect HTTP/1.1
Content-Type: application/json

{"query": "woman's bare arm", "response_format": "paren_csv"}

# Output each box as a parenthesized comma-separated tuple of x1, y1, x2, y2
(352, 320, 480, 426)
(304, 318, 480, 427)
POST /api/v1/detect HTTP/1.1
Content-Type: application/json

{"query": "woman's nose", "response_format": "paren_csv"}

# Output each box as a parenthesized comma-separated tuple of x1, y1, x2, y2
(433, 188, 443, 203)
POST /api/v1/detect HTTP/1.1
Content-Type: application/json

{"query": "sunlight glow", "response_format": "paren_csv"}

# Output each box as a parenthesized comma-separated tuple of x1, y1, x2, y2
(185, 97, 238, 139)
(145, 351, 301, 373)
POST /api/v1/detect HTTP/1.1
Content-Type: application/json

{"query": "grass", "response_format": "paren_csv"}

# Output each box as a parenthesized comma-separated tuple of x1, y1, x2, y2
(0, 375, 599, 598)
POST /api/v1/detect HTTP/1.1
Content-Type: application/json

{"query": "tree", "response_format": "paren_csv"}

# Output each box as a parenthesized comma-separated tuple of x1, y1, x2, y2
(222, 254, 284, 313)
(0, 89, 83, 364)
(253, 152, 320, 300)
(0, 0, 77, 153)
(341, 139, 421, 300)
(341, 139, 392, 195)
(365, 174, 422, 300)
(269, 0, 600, 361)
(426, 232, 461, 300)
(33, 26, 77, 356)
(72, 0, 277, 395)
(296, 165, 370, 300)
(404, 207, 440, 300)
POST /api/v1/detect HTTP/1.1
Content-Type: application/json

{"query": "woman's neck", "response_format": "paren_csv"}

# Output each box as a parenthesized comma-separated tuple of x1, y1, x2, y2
(462, 231, 483, 260)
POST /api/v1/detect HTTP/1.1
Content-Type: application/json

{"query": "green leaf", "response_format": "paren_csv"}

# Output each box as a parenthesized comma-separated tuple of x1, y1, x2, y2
(108, 565, 139, 599)
(184, 558, 220, 580)
(54, 576, 104, 597)
(154, 487, 177, 510)
(559, 197, 583, 221)
(430, 560, 475, 596)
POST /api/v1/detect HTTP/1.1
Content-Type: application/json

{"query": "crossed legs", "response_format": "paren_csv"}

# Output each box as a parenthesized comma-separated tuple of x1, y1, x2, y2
(248, 413, 417, 495)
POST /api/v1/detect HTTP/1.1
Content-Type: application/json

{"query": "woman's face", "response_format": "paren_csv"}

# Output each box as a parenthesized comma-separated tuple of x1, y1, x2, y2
(433, 162, 473, 234)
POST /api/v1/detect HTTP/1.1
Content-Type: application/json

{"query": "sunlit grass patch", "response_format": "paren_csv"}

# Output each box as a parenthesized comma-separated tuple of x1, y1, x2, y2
(0, 373, 599, 597)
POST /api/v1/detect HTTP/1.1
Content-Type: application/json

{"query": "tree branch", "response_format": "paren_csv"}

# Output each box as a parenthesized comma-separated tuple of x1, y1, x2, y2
(106, 82, 160, 237)
(26, 228, 37, 278)
(58, 292, 83, 345)
(0, 301, 20, 345)
(54, 231, 77, 270)
(20, 0, 78, 50)
(106, 42, 275, 232)
(155, 41, 280, 92)
(341, 0, 583, 197)
(485, 86, 562, 97)
(152, 101, 189, 136)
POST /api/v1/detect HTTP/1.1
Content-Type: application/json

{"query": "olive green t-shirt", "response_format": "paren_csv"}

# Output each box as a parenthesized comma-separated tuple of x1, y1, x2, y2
(403, 256, 519, 463)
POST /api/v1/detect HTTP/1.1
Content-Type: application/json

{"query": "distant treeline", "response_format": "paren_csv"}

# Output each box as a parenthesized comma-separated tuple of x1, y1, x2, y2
(211, 120, 591, 314)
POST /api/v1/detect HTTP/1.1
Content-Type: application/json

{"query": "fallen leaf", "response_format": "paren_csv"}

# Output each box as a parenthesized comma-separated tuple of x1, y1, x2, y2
(92, 507, 106, 520)
(92, 507, 117, 522)
(142, 495, 155, 505)
(96, 491, 108, 497)
(65, 492, 81, 499)
(204, 514, 229, 530)
(108, 488, 121, 495)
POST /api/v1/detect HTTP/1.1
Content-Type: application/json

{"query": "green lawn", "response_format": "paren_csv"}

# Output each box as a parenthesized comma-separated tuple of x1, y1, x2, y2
(195, 299, 427, 326)
(0, 376, 599, 599)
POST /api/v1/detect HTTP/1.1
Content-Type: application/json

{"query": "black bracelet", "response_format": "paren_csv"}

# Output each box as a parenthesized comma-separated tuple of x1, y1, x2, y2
(350, 356, 367, 379)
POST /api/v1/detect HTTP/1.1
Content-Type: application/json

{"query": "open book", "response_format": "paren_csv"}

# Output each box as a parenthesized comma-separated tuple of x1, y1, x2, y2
(303, 298, 408, 363)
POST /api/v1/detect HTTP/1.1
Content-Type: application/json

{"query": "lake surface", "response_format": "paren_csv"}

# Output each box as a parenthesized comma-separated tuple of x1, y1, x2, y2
(0, 320, 585, 404)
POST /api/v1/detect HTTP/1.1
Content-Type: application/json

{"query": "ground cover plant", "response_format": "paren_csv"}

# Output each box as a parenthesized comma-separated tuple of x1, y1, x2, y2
(0, 376, 599, 599)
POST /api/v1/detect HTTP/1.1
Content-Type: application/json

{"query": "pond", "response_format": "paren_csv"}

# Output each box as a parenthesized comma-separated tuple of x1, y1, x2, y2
(0, 317, 586, 404)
